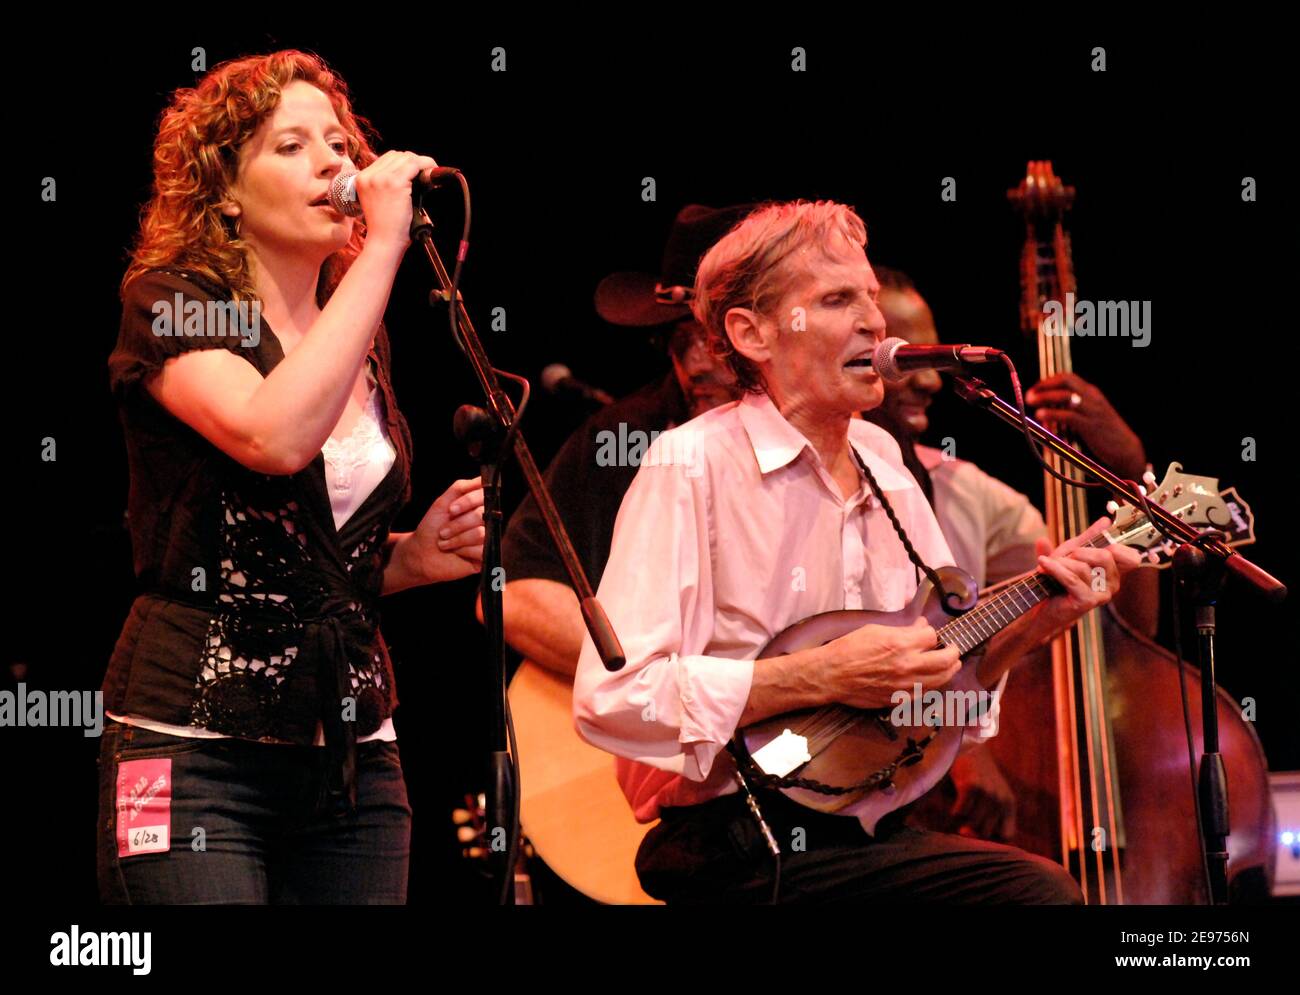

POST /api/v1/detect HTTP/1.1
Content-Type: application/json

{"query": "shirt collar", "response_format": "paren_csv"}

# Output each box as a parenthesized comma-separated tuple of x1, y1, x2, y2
(736, 390, 917, 492)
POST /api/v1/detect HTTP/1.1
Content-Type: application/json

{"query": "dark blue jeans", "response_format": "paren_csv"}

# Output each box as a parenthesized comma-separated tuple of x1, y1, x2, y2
(96, 720, 412, 904)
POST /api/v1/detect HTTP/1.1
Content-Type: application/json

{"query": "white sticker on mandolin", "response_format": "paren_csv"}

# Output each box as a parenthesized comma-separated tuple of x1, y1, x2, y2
(751, 728, 812, 778)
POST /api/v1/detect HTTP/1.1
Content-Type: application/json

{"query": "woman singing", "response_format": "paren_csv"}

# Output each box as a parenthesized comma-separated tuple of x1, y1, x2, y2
(98, 49, 484, 904)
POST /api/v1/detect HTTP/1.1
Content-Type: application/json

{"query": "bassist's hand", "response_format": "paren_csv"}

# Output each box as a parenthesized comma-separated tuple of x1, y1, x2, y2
(1026, 372, 1147, 481)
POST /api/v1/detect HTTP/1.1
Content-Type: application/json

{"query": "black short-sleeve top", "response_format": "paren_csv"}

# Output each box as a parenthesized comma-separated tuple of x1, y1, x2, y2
(104, 267, 414, 803)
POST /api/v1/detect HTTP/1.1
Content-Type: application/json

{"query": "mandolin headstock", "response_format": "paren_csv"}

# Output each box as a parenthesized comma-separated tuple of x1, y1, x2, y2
(1104, 463, 1257, 567)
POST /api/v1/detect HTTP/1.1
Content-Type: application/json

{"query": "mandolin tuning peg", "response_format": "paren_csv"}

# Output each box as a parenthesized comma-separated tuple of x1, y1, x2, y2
(456, 826, 478, 844)
(1142, 469, 1157, 489)
(1106, 500, 1119, 516)
(451, 808, 472, 825)
(1138, 485, 1148, 497)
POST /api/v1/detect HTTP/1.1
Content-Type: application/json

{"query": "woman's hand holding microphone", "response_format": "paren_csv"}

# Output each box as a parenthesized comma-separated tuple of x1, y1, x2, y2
(351, 150, 441, 256)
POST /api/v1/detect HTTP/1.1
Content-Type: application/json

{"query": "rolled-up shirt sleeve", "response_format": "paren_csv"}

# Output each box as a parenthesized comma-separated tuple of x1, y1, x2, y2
(573, 437, 753, 783)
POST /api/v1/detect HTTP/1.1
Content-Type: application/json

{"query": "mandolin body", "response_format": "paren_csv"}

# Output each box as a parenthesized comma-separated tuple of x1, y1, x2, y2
(736, 565, 988, 830)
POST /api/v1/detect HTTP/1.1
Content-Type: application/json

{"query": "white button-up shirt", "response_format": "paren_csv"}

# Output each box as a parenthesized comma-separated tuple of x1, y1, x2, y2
(574, 391, 999, 826)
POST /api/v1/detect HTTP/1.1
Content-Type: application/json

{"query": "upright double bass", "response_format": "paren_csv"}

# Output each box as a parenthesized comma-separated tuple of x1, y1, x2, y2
(985, 161, 1274, 903)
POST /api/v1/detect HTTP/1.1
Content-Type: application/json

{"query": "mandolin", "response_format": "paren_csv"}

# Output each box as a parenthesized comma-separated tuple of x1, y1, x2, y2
(731, 465, 1254, 834)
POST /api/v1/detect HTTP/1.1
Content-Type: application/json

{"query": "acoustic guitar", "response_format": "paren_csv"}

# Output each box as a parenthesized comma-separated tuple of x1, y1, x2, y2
(507, 662, 661, 904)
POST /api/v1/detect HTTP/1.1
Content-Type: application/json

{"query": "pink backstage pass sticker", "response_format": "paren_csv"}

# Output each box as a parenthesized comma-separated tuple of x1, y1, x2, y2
(115, 758, 173, 858)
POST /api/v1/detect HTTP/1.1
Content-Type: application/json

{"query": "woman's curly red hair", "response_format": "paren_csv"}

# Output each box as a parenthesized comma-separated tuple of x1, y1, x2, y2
(122, 49, 378, 305)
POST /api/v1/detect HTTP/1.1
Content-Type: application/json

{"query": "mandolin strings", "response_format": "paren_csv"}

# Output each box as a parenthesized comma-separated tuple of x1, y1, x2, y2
(935, 531, 1112, 654)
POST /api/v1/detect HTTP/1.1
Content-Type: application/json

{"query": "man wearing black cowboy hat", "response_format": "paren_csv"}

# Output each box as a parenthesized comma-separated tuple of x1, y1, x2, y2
(592, 204, 753, 424)
(484, 203, 753, 679)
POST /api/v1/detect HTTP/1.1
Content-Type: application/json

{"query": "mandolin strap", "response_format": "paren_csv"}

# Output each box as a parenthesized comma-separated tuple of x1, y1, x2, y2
(726, 446, 966, 808)
(850, 446, 962, 616)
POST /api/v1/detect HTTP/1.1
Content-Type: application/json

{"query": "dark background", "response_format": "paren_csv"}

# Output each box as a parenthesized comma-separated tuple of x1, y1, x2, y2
(9, 21, 1296, 905)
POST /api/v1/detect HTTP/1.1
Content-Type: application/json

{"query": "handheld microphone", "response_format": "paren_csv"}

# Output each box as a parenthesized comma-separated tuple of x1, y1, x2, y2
(541, 364, 616, 406)
(327, 166, 462, 218)
(870, 337, 1002, 383)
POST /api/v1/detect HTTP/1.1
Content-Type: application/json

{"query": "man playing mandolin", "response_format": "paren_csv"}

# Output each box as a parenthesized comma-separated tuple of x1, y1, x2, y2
(573, 200, 1141, 904)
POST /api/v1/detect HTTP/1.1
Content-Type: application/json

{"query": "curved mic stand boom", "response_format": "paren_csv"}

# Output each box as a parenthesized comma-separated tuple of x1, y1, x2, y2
(406, 183, 625, 905)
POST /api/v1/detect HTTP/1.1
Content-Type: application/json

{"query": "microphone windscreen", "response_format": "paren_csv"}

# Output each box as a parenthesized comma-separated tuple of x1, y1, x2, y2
(871, 337, 909, 383)
(328, 172, 364, 217)
(540, 364, 572, 393)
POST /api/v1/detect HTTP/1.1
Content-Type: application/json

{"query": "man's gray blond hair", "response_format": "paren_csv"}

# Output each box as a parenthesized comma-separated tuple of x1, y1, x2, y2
(691, 200, 868, 394)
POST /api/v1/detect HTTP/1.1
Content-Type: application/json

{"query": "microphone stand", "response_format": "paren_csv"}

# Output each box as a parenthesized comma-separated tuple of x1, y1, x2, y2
(951, 375, 1286, 905)
(406, 188, 625, 905)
